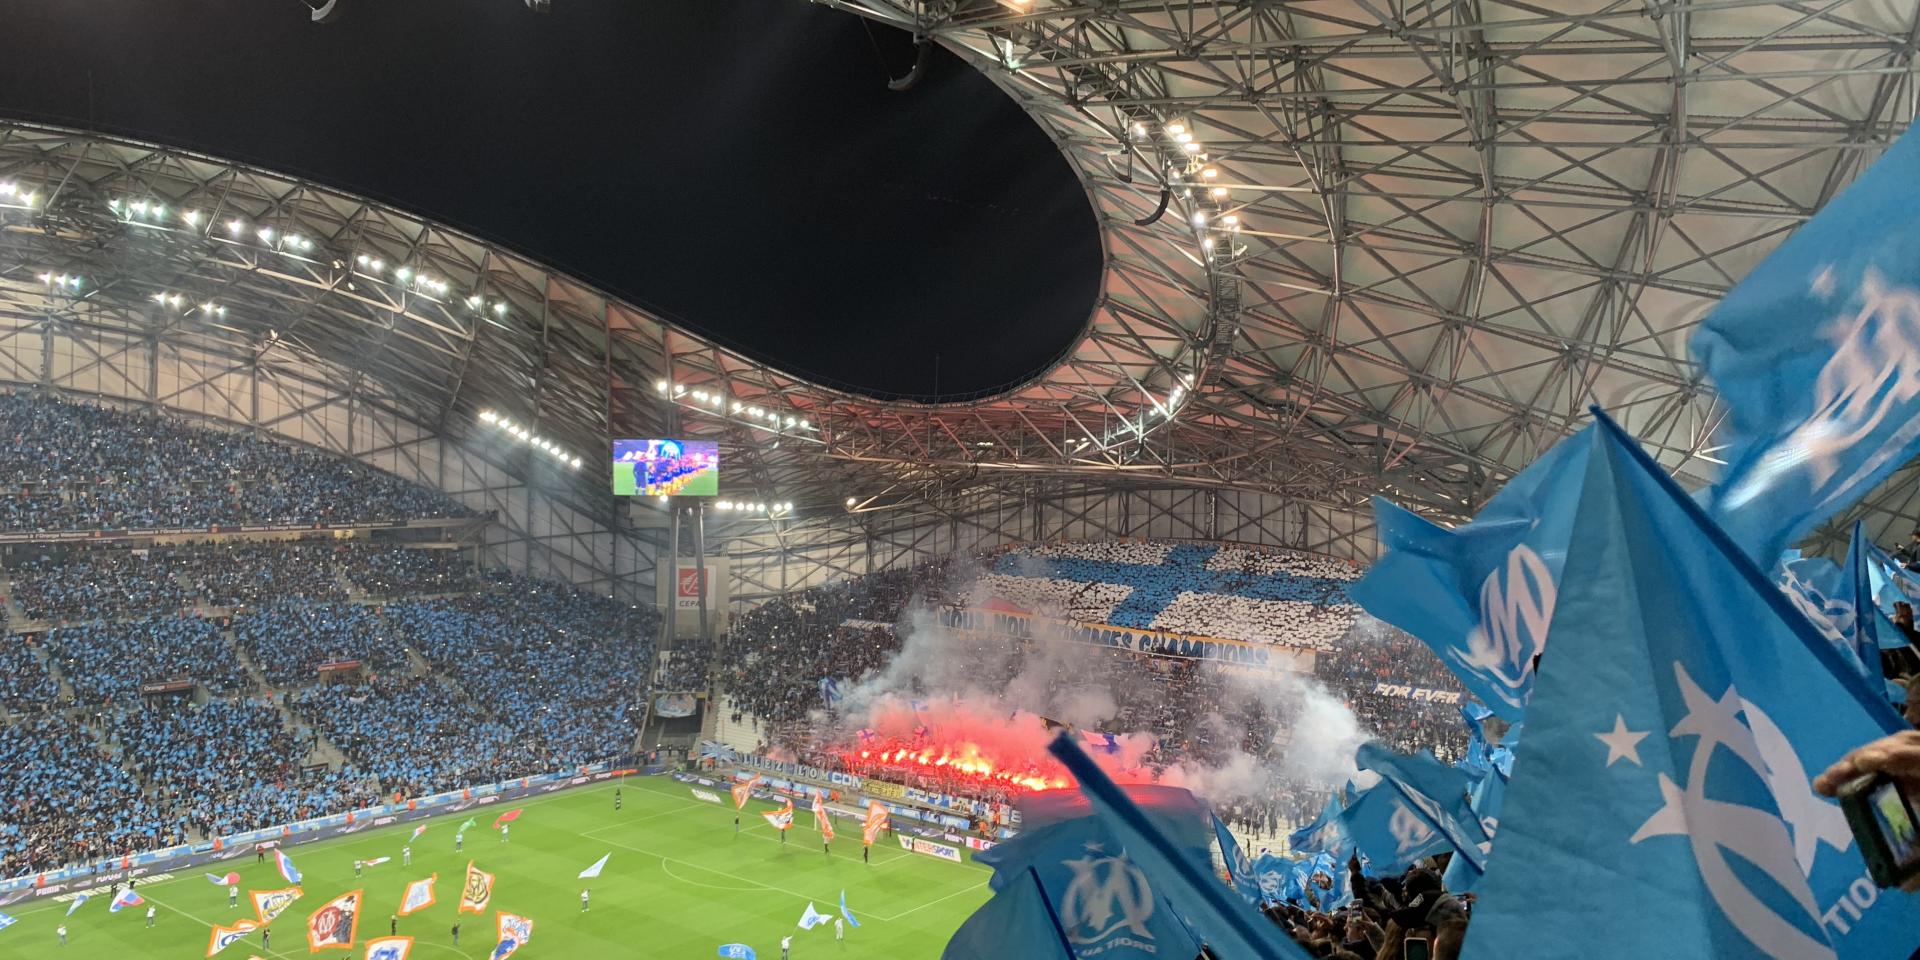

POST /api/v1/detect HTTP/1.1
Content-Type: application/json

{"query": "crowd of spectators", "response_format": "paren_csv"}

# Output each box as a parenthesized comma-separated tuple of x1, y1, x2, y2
(7, 550, 195, 623)
(342, 543, 476, 598)
(386, 583, 659, 769)
(0, 638, 59, 714)
(0, 714, 173, 877)
(231, 600, 410, 686)
(292, 675, 534, 797)
(0, 391, 474, 531)
(44, 615, 247, 705)
(717, 564, 952, 723)
(181, 542, 350, 606)
(110, 698, 377, 837)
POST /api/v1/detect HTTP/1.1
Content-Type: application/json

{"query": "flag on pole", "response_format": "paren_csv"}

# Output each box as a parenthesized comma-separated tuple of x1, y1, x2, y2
(458, 817, 478, 834)
(1212, 813, 1259, 904)
(409, 825, 428, 844)
(577, 854, 610, 880)
(491, 809, 522, 830)
(797, 903, 833, 930)
(397, 876, 436, 917)
(65, 895, 88, 917)
(458, 862, 495, 915)
(1043, 733, 1315, 960)
(1463, 410, 1920, 959)
(812, 794, 834, 841)
(862, 801, 889, 846)
(363, 936, 414, 960)
(0, 913, 15, 933)
(763, 799, 794, 831)
(361, 857, 391, 869)
(839, 890, 860, 929)
(250, 887, 301, 925)
(205, 872, 240, 887)
(731, 776, 760, 811)
(206, 919, 259, 957)
(305, 889, 363, 952)
(1693, 124, 1920, 565)
(273, 848, 302, 885)
(966, 782, 1207, 960)
(718, 945, 756, 960)
(1349, 427, 1596, 720)
(109, 889, 145, 913)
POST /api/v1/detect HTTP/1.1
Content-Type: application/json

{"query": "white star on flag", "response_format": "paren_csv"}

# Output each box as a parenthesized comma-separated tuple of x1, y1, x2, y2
(1594, 714, 1650, 767)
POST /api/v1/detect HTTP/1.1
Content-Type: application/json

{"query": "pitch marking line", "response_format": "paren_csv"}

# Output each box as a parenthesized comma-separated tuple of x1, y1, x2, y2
(578, 831, 974, 924)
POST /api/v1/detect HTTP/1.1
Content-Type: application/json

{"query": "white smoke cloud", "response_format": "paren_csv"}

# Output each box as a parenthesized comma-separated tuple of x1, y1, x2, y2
(822, 568, 1375, 814)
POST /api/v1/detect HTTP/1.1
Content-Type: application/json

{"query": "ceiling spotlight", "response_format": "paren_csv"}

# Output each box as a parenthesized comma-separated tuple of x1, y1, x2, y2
(845, 497, 856, 507)
(227, 220, 245, 236)
(183, 210, 201, 226)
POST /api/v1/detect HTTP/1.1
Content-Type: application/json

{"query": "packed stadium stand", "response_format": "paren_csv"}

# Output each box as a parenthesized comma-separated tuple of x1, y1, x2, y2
(0, 396, 663, 878)
(0, 394, 476, 531)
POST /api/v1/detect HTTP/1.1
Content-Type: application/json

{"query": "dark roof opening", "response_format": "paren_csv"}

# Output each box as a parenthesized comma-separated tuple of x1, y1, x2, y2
(0, 0, 1101, 400)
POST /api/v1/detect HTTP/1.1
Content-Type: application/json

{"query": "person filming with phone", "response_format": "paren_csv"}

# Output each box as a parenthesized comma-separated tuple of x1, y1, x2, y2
(1815, 730, 1920, 891)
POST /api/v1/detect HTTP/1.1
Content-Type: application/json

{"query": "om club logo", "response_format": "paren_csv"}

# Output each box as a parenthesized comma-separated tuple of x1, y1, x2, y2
(1060, 843, 1157, 954)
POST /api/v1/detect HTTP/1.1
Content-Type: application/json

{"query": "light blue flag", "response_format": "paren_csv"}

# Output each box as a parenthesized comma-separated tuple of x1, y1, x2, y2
(1356, 743, 1491, 873)
(1251, 852, 1292, 906)
(1463, 411, 1920, 960)
(65, 894, 88, 916)
(1694, 126, 1920, 565)
(0, 912, 14, 932)
(942, 867, 1076, 960)
(1212, 813, 1259, 904)
(1287, 795, 1350, 859)
(1443, 764, 1508, 894)
(1777, 548, 1873, 683)
(717, 945, 756, 960)
(1458, 702, 1496, 782)
(967, 785, 1203, 960)
(1339, 782, 1451, 875)
(1350, 427, 1597, 719)
(838, 890, 860, 929)
(797, 903, 833, 930)
(1044, 734, 1314, 960)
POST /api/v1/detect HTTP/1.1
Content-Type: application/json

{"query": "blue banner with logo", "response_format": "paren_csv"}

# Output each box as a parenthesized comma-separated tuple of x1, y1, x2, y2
(1466, 412, 1920, 959)
(1350, 427, 1596, 720)
(1694, 126, 1920, 565)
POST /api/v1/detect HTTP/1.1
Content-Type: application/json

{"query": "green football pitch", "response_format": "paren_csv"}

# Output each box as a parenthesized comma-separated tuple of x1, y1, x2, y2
(0, 776, 992, 959)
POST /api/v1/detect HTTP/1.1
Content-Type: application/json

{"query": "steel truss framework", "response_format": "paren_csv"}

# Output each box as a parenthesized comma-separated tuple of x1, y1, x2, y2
(1, 0, 1918, 598)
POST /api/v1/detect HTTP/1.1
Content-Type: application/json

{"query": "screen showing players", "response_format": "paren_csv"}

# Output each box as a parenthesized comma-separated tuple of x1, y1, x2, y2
(1871, 780, 1920, 867)
(612, 439, 719, 497)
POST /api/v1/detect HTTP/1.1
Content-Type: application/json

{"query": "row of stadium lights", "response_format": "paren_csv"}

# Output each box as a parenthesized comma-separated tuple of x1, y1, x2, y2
(714, 500, 792, 516)
(477, 410, 583, 469)
(101, 194, 512, 319)
(655, 380, 813, 434)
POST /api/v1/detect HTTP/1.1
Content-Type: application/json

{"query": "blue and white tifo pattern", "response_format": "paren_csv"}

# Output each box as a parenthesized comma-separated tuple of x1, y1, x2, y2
(983, 542, 1361, 649)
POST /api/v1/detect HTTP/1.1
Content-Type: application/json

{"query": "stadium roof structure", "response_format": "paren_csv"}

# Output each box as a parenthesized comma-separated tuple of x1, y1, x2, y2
(1, 0, 1917, 582)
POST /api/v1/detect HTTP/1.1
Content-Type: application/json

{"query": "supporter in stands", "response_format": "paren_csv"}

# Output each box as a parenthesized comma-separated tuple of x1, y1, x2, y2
(111, 698, 375, 837)
(7, 549, 193, 623)
(0, 714, 172, 877)
(293, 674, 533, 797)
(342, 543, 476, 598)
(0, 392, 473, 532)
(0, 637, 63, 713)
(45, 615, 246, 705)
(231, 601, 409, 687)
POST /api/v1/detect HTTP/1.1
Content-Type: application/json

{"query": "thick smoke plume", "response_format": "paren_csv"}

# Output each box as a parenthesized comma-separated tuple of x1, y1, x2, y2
(822, 572, 1375, 810)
